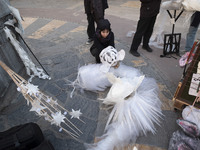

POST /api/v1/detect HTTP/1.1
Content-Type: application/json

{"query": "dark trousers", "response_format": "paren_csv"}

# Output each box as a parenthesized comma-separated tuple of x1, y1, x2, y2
(130, 15, 157, 52)
(90, 47, 101, 63)
(86, 13, 95, 40)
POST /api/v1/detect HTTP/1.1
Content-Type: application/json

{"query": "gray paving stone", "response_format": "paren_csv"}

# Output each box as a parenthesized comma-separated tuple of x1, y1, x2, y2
(0, 94, 24, 115)
(43, 82, 61, 96)
(56, 79, 69, 89)
(68, 117, 97, 143)
(6, 104, 39, 126)
(53, 67, 78, 79)
(24, 18, 51, 36)
(0, 117, 6, 131)
(75, 90, 98, 101)
(94, 106, 110, 137)
(25, 38, 56, 53)
(67, 139, 86, 150)
(64, 72, 78, 81)
(32, 77, 48, 88)
(52, 55, 82, 69)
(0, 83, 22, 111)
(43, 130, 75, 150)
(80, 52, 94, 64)
(40, 22, 79, 41)
(64, 94, 99, 121)
(56, 91, 68, 103)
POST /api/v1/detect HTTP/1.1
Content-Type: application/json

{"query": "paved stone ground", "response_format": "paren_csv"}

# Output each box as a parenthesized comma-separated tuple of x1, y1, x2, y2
(0, 0, 192, 149)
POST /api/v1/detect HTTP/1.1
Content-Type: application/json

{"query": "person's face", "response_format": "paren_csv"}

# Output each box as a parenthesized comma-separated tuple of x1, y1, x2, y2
(101, 29, 109, 38)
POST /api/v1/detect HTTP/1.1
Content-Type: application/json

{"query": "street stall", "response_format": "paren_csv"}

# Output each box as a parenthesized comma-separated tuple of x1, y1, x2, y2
(161, 0, 200, 148)
(160, 0, 200, 110)
(173, 41, 200, 110)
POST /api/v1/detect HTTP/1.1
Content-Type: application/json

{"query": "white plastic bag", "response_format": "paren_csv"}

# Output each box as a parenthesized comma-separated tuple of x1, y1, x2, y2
(182, 0, 200, 11)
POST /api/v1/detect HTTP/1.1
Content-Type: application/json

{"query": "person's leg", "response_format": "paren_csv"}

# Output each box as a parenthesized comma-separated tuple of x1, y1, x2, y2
(130, 19, 144, 52)
(130, 17, 151, 50)
(130, 17, 151, 56)
(143, 15, 157, 49)
(185, 25, 198, 52)
(86, 13, 95, 41)
(90, 47, 101, 63)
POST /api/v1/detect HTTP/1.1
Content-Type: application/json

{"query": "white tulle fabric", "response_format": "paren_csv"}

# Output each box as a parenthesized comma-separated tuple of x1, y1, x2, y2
(86, 76, 162, 150)
(73, 63, 163, 149)
(72, 64, 111, 92)
(72, 63, 141, 92)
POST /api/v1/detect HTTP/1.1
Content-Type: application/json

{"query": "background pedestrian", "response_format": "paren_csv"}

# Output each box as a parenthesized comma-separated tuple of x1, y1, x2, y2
(129, 0, 161, 57)
(84, 0, 108, 45)
(184, 11, 200, 52)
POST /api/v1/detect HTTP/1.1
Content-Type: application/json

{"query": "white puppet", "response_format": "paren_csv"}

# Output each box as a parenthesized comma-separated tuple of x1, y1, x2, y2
(71, 46, 127, 93)
(71, 46, 163, 149)
(86, 73, 162, 149)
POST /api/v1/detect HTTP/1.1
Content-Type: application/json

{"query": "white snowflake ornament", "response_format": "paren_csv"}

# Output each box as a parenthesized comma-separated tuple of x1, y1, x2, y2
(30, 100, 46, 115)
(70, 109, 82, 119)
(51, 111, 66, 126)
(25, 83, 39, 95)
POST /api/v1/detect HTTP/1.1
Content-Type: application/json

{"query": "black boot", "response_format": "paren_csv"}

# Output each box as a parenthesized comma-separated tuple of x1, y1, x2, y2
(129, 50, 140, 57)
(142, 46, 153, 52)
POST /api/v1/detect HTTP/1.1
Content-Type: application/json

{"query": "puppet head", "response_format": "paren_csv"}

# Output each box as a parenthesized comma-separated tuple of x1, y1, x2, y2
(99, 46, 125, 73)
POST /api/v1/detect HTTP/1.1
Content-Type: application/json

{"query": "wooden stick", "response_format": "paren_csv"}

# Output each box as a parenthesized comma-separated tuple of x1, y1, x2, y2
(0, 61, 82, 138)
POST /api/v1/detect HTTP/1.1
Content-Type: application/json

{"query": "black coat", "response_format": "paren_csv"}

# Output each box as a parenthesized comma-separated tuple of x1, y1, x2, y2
(84, 0, 108, 20)
(140, 0, 161, 18)
(90, 30, 115, 52)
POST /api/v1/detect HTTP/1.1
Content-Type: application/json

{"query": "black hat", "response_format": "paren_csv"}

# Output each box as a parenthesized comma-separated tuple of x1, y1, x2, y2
(97, 19, 111, 31)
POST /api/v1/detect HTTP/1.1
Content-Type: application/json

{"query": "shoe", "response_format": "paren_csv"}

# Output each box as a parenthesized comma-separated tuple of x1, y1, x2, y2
(179, 52, 194, 67)
(129, 50, 140, 57)
(86, 39, 93, 45)
(142, 46, 153, 52)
